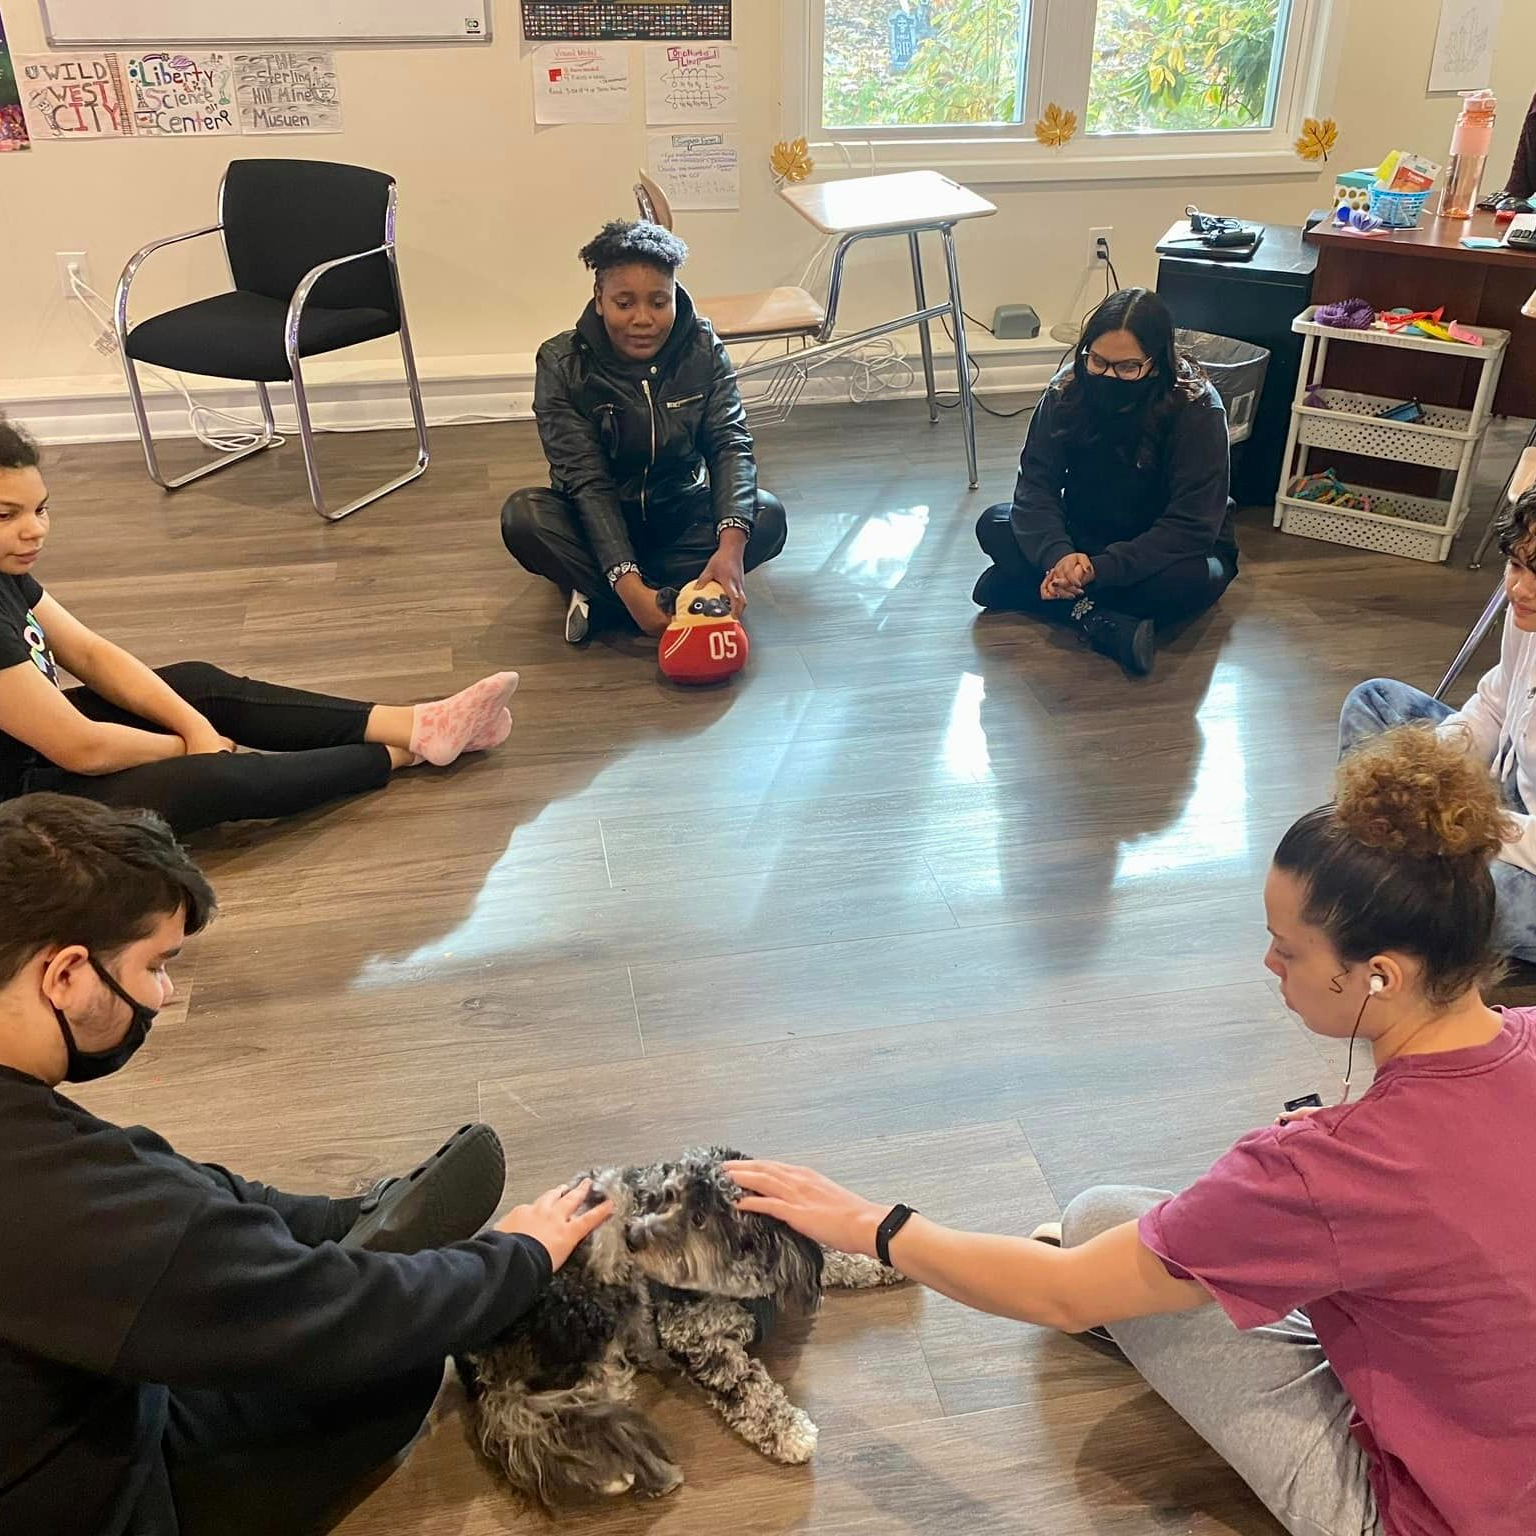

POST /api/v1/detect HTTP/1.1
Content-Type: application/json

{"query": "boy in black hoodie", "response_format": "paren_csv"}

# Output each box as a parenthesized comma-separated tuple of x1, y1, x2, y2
(500, 220, 786, 643)
(0, 793, 609, 1536)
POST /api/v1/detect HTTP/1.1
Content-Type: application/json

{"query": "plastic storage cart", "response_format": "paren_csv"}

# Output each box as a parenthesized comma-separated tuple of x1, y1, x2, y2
(1274, 307, 1510, 562)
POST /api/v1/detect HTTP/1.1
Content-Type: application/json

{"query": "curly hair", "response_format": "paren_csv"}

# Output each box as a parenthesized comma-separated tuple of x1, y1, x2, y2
(0, 414, 41, 472)
(578, 220, 689, 284)
(1275, 725, 1515, 1002)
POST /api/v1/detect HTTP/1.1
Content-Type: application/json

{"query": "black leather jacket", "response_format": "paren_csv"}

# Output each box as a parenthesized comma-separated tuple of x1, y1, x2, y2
(531, 285, 757, 578)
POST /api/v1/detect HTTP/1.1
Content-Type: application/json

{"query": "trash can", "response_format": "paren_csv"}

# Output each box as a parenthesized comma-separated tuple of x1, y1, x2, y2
(1175, 329, 1271, 447)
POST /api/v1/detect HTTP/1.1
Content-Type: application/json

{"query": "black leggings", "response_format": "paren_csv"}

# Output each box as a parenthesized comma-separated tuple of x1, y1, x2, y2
(974, 503, 1238, 625)
(22, 661, 392, 838)
(500, 486, 788, 619)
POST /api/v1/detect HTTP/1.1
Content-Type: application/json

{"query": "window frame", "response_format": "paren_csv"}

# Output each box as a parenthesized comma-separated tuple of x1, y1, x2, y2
(784, 0, 1344, 185)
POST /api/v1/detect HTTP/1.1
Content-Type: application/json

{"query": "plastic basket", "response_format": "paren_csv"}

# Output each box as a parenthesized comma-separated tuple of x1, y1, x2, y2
(1367, 187, 1431, 229)
(1175, 328, 1271, 446)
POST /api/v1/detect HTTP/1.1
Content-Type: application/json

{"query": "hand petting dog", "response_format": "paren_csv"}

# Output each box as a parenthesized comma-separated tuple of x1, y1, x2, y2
(726, 1160, 886, 1259)
(496, 1179, 612, 1269)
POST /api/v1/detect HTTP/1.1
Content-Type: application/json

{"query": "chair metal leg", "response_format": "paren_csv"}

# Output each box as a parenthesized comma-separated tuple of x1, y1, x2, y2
(909, 232, 938, 425)
(941, 225, 979, 490)
(121, 352, 279, 491)
(287, 323, 430, 524)
(1436, 586, 1508, 700)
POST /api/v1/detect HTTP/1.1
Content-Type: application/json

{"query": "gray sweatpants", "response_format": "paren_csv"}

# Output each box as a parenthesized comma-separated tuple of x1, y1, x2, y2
(1062, 1187, 1381, 1536)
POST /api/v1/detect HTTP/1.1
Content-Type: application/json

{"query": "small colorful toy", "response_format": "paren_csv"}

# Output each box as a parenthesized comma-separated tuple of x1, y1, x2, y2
(657, 579, 749, 685)
(1288, 470, 1376, 514)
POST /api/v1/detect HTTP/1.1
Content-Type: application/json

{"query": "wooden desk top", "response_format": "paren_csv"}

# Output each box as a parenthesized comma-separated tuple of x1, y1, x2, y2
(1306, 210, 1536, 270)
(780, 171, 997, 236)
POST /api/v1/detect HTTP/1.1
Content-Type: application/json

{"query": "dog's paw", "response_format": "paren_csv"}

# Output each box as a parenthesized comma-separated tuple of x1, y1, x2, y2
(645, 1463, 685, 1498)
(601, 1472, 637, 1496)
(770, 1407, 819, 1464)
(821, 1249, 905, 1289)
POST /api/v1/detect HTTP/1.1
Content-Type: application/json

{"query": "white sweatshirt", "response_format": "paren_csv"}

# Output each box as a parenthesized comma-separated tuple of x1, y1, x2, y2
(1441, 617, 1536, 876)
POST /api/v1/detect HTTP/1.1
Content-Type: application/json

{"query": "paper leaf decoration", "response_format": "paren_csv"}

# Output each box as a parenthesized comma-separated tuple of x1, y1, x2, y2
(1034, 103, 1078, 149)
(1294, 117, 1338, 163)
(771, 136, 813, 185)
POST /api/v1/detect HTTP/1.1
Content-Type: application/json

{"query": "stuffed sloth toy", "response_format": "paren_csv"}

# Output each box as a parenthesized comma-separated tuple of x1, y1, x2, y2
(657, 579, 749, 685)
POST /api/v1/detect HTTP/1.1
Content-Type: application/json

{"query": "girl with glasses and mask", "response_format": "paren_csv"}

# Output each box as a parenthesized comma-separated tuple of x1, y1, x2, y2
(973, 287, 1239, 675)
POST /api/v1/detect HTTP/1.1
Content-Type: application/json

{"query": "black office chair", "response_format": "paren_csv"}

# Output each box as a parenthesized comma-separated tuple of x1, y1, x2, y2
(114, 158, 429, 522)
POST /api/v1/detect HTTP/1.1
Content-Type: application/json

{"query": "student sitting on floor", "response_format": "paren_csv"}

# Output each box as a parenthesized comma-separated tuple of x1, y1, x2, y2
(0, 793, 611, 1536)
(973, 287, 1238, 676)
(499, 220, 786, 643)
(1339, 486, 1536, 962)
(0, 417, 518, 838)
(730, 725, 1536, 1536)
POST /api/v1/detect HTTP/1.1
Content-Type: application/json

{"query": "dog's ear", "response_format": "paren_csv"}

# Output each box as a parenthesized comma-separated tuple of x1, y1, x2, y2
(769, 1223, 825, 1314)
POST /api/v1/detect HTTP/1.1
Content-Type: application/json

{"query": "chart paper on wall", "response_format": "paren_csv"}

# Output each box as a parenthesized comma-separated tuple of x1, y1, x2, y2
(644, 42, 737, 125)
(522, 3, 731, 42)
(532, 43, 631, 125)
(647, 129, 739, 210)
(233, 49, 341, 134)
(124, 50, 238, 136)
(18, 51, 132, 139)
(1428, 0, 1501, 93)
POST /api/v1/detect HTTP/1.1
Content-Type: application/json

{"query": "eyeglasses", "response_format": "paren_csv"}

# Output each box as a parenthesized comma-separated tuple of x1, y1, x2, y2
(1082, 348, 1152, 381)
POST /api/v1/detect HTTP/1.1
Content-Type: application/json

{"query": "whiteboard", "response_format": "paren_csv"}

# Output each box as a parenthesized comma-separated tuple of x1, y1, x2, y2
(41, 0, 492, 46)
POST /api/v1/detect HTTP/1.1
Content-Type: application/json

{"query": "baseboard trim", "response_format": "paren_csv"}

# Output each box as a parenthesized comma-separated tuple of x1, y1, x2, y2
(6, 339, 1060, 445)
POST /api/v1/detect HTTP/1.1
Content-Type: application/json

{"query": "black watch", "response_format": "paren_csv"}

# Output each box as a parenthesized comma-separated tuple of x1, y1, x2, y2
(875, 1203, 917, 1267)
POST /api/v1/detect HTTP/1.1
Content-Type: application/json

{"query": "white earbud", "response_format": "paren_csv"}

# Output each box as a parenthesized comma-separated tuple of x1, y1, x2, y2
(1368, 974, 1385, 996)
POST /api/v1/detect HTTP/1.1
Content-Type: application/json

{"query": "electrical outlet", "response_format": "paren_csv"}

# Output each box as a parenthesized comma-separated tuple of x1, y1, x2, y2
(56, 251, 91, 299)
(1088, 227, 1113, 268)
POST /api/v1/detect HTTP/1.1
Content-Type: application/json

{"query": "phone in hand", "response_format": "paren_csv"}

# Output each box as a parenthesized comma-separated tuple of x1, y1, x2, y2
(1283, 1093, 1324, 1114)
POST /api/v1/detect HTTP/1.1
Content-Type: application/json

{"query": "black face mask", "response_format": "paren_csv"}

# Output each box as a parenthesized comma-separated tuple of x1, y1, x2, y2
(52, 957, 159, 1083)
(1082, 370, 1159, 414)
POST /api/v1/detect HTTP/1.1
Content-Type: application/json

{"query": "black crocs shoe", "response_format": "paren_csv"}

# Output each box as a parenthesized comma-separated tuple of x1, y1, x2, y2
(340, 1122, 506, 1254)
(1073, 600, 1155, 677)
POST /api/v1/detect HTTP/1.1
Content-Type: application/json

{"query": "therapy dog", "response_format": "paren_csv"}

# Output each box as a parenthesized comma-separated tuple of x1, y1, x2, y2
(460, 1146, 900, 1506)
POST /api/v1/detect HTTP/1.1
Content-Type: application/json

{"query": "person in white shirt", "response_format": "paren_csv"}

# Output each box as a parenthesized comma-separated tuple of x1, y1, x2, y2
(1339, 488, 1536, 961)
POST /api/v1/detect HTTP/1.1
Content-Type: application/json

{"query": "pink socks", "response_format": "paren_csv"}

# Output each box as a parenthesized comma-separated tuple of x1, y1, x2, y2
(409, 672, 519, 767)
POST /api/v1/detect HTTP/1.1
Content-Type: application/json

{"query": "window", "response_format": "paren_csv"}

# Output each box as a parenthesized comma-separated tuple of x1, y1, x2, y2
(793, 0, 1335, 180)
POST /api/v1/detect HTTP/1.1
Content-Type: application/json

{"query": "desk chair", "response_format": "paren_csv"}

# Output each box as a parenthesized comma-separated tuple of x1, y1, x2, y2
(115, 158, 429, 522)
(1437, 446, 1536, 698)
(633, 169, 825, 347)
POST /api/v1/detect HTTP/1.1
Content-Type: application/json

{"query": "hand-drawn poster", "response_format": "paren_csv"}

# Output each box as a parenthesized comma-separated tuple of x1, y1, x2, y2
(234, 49, 341, 134)
(646, 129, 739, 210)
(18, 51, 132, 139)
(0, 8, 27, 152)
(532, 42, 630, 125)
(644, 42, 737, 125)
(124, 50, 237, 136)
(1428, 0, 1501, 93)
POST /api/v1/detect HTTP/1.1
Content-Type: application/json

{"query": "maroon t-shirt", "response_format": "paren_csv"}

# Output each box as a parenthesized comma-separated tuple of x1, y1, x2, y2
(1140, 1009, 1536, 1536)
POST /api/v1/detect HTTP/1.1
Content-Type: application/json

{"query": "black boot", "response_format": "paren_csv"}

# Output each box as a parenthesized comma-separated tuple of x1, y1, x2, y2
(971, 564, 1019, 609)
(1072, 598, 1155, 676)
(340, 1122, 506, 1254)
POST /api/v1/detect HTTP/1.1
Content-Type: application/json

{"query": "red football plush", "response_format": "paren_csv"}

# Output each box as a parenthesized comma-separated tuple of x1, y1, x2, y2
(657, 579, 749, 685)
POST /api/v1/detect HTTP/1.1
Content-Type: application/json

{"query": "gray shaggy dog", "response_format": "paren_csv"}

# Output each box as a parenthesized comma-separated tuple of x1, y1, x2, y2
(460, 1146, 900, 1506)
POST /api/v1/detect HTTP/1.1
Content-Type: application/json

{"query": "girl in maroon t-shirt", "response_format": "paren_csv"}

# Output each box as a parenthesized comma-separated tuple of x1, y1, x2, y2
(731, 727, 1536, 1536)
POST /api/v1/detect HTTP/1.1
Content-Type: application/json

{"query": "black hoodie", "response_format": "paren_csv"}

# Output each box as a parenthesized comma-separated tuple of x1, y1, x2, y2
(0, 1067, 550, 1535)
(530, 283, 758, 578)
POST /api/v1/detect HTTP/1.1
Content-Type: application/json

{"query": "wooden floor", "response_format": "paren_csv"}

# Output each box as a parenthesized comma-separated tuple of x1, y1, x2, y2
(54, 401, 1529, 1535)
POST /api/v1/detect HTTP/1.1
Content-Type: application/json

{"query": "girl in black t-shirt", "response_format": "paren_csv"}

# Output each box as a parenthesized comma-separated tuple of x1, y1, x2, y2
(0, 418, 518, 835)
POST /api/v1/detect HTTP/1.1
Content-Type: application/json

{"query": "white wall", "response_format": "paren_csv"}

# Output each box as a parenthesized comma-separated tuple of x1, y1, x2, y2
(2, 0, 1532, 426)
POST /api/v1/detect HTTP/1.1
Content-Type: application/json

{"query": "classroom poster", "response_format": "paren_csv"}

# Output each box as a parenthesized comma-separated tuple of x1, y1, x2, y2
(0, 7, 27, 152)
(18, 51, 132, 139)
(646, 130, 739, 210)
(233, 49, 342, 134)
(644, 43, 738, 125)
(1428, 0, 1501, 93)
(123, 50, 237, 136)
(532, 43, 630, 125)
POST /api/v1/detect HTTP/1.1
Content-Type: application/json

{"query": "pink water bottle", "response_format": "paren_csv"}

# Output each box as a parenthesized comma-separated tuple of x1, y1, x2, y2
(1438, 89, 1497, 219)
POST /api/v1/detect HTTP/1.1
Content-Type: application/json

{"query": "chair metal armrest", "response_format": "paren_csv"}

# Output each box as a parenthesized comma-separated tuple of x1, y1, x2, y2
(284, 244, 392, 360)
(114, 224, 224, 342)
